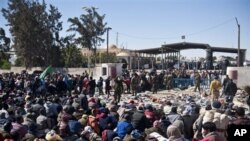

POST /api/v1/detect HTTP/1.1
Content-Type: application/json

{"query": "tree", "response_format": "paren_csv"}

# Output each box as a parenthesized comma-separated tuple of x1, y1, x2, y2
(67, 7, 107, 67)
(43, 5, 64, 67)
(2, 0, 64, 68)
(61, 44, 87, 67)
(0, 27, 11, 69)
(0, 27, 11, 60)
(0, 28, 10, 52)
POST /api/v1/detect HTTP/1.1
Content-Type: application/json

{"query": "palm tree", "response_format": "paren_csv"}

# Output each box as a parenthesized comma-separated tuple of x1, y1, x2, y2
(67, 7, 107, 68)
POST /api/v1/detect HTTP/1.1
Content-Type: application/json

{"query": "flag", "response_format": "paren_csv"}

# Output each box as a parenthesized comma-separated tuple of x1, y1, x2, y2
(181, 35, 185, 40)
(39, 65, 53, 79)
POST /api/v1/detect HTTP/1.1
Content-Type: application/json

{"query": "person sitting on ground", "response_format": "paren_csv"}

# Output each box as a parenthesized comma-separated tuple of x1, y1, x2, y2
(166, 106, 183, 124)
(144, 104, 156, 127)
(0, 121, 12, 139)
(202, 101, 229, 138)
(200, 122, 226, 141)
(80, 126, 102, 141)
(123, 129, 144, 141)
(163, 101, 172, 115)
(144, 120, 164, 136)
(116, 114, 133, 139)
(230, 106, 250, 125)
(131, 106, 149, 133)
(11, 115, 27, 140)
(166, 125, 187, 141)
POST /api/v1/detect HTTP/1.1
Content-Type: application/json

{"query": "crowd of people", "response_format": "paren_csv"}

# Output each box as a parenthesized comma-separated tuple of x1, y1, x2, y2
(0, 69, 249, 141)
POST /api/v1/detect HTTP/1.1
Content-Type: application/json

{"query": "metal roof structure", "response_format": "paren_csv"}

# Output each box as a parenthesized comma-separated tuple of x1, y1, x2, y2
(135, 42, 246, 54)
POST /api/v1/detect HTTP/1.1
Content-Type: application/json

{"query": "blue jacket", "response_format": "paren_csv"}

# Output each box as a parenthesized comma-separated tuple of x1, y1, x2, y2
(116, 121, 133, 139)
(68, 120, 83, 134)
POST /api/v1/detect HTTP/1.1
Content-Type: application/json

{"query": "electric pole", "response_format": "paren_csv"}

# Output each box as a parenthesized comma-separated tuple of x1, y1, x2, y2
(116, 32, 119, 48)
(235, 17, 240, 67)
(106, 27, 112, 63)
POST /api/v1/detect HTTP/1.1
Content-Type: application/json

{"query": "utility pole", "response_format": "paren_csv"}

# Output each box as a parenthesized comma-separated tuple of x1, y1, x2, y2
(161, 46, 164, 70)
(178, 50, 181, 69)
(106, 27, 112, 63)
(116, 32, 119, 47)
(235, 17, 240, 67)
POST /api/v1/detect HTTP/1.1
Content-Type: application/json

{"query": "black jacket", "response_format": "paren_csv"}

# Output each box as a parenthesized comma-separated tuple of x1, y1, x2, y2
(131, 110, 149, 132)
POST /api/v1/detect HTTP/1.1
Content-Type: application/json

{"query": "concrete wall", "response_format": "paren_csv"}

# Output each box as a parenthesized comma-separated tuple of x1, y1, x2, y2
(227, 67, 250, 88)
(0, 63, 123, 78)
(0, 67, 95, 75)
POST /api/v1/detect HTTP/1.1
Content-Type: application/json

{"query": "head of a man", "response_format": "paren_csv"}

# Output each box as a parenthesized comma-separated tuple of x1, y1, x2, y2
(201, 122, 216, 137)
(235, 107, 245, 118)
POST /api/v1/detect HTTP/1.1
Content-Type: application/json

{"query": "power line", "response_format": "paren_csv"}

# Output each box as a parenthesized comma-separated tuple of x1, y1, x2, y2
(111, 18, 235, 40)
(186, 18, 234, 36)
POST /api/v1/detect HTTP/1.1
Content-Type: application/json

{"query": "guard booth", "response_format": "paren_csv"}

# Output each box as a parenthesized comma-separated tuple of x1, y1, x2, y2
(95, 63, 123, 80)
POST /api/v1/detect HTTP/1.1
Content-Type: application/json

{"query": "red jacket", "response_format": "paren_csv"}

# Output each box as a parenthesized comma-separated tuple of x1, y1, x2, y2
(201, 132, 226, 141)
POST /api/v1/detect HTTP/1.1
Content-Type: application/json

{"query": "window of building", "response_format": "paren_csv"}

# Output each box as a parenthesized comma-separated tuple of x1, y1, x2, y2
(102, 67, 107, 75)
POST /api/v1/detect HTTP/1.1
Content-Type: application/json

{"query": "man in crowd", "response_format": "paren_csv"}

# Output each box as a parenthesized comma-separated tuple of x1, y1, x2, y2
(201, 122, 226, 141)
(209, 76, 221, 101)
(194, 72, 201, 93)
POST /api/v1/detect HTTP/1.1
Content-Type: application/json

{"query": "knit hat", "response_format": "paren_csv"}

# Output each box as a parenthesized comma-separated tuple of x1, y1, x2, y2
(145, 104, 153, 111)
(79, 118, 87, 126)
(45, 130, 62, 141)
(212, 101, 221, 109)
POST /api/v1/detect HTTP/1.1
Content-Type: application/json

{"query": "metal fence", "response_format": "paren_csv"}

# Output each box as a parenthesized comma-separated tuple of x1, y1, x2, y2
(173, 78, 210, 89)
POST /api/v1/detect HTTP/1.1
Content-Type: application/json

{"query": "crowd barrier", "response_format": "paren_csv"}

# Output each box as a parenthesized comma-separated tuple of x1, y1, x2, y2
(173, 78, 210, 89)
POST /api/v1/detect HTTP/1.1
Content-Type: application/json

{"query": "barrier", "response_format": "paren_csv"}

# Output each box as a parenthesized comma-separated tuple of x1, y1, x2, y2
(173, 78, 194, 88)
(173, 78, 209, 89)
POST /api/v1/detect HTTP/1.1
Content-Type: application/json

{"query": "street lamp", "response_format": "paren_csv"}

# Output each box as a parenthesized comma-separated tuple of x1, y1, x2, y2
(106, 27, 112, 63)
(235, 17, 240, 67)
